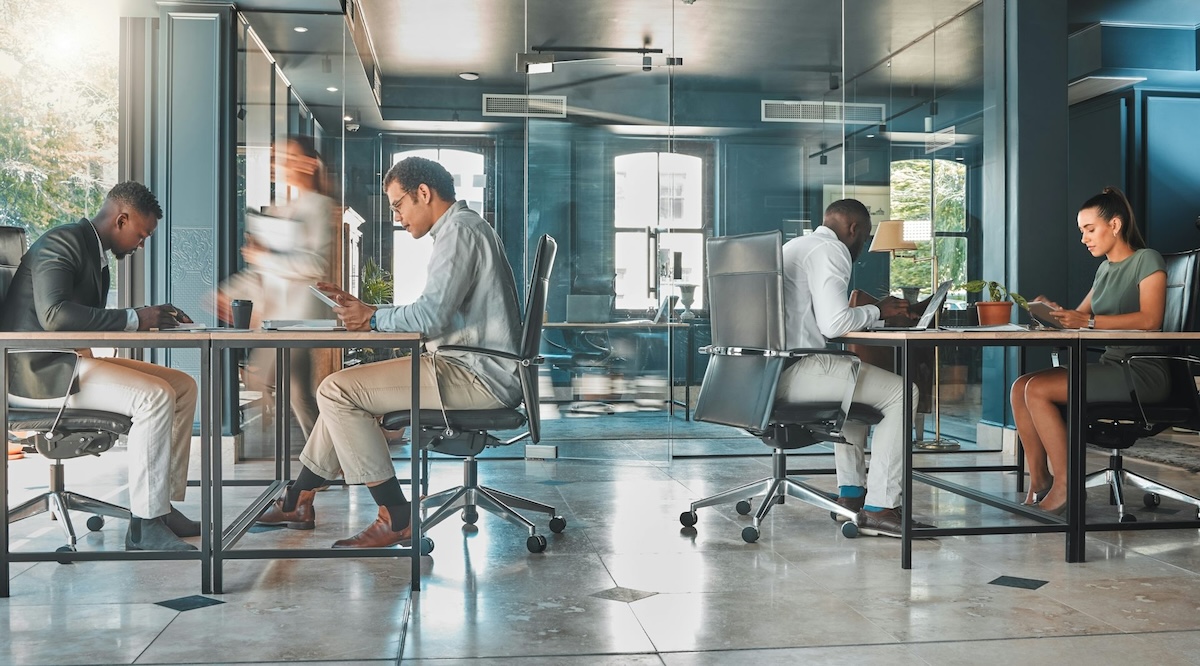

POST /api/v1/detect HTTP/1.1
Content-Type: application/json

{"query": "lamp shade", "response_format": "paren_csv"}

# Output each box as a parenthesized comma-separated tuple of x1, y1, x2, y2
(869, 219, 917, 253)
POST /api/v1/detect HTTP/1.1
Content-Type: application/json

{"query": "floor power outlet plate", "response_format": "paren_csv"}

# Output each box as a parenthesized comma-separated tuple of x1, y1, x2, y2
(525, 444, 558, 459)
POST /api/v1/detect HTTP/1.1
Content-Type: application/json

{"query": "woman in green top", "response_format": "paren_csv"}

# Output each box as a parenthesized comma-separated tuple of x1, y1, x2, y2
(1010, 187, 1168, 514)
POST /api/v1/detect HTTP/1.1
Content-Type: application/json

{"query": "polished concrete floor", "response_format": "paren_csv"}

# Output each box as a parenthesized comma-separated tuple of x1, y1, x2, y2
(5, 433, 1200, 665)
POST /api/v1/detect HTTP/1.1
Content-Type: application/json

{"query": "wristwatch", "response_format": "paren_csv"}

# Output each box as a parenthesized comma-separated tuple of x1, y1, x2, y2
(369, 313, 377, 331)
(1087, 314, 1096, 329)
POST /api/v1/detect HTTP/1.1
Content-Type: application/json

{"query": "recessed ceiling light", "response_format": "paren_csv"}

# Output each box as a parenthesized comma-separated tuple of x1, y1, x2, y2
(293, 26, 308, 33)
(343, 114, 353, 121)
(458, 72, 480, 81)
(326, 86, 339, 92)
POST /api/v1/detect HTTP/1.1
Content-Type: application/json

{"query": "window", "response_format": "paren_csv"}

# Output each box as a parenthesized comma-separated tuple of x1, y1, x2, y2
(613, 151, 706, 311)
(889, 158, 968, 307)
(389, 148, 486, 304)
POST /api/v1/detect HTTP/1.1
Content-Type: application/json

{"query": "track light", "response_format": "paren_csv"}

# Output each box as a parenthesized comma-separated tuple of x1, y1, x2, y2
(819, 155, 828, 165)
(829, 73, 839, 91)
(642, 55, 652, 72)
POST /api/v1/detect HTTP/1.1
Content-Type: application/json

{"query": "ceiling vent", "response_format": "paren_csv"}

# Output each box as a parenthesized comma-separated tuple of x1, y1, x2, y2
(482, 94, 567, 118)
(761, 100, 886, 125)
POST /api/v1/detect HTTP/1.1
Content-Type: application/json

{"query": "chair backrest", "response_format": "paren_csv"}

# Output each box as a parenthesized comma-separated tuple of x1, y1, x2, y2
(693, 231, 787, 431)
(0, 226, 27, 303)
(519, 234, 557, 443)
(1161, 248, 1200, 333)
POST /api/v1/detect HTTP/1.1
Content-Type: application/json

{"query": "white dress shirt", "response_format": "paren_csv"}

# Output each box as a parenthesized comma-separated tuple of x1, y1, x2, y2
(781, 225, 880, 349)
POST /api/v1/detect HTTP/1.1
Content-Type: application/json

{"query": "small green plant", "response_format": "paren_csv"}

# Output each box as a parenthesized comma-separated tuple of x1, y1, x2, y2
(347, 257, 401, 366)
(960, 280, 1029, 310)
(359, 257, 394, 305)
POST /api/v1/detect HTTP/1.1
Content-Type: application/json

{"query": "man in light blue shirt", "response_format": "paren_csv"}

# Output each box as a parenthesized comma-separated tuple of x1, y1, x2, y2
(256, 156, 522, 548)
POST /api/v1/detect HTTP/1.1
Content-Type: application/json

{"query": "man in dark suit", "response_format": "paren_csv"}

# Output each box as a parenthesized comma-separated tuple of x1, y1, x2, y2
(1, 182, 200, 551)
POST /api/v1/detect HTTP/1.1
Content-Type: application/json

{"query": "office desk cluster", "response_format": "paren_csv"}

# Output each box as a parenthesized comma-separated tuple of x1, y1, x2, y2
(0, 329, 422, 597)
(838, 328, 1200, 569)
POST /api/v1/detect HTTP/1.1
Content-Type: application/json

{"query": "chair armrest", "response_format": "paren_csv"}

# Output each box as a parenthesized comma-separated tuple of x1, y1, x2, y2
(435, 344, 541, 365)
(1109, 352, 1200, 425)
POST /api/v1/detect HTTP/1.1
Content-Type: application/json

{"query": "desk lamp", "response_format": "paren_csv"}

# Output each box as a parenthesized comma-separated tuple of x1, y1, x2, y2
(869, 219, 960, 451)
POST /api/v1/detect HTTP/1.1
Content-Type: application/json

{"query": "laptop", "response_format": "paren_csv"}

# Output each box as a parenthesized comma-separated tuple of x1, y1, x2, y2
(873, 280, 953, 331)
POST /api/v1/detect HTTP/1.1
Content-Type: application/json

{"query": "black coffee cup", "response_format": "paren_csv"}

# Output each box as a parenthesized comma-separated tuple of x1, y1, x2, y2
(231, 299, 253, 329)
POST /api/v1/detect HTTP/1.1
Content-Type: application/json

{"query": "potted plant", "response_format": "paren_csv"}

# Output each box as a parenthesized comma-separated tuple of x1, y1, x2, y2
(346, 258, 400, 366)
(960, 280, 1028, 326)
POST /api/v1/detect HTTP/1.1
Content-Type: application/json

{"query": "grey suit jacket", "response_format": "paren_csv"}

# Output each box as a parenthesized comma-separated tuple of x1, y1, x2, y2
(0, 219, 129, 399)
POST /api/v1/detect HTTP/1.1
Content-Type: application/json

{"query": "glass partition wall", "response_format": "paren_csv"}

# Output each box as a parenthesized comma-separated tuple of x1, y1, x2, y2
(230, 1, 997, 463)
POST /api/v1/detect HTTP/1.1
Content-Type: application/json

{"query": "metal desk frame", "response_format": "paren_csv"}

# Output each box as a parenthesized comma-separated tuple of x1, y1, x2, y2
(1, 331, 212, 597)
(209, 329, 423, 594)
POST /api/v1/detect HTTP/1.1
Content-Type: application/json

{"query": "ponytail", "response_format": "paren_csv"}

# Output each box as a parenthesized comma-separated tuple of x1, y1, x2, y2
(1079, 186, 1145, 249)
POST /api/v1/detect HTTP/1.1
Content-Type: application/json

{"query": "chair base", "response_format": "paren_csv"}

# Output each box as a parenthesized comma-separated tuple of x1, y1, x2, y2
(683, 448, 857, 542)
(6, 460, 131, 549)
(421, 455, 565, 550)
(8, 491, 130, 548)
(1086, 452, 1200, 521)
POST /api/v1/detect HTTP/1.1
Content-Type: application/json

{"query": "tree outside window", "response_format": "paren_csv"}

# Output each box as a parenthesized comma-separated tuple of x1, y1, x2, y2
(888, 158, 967, 306)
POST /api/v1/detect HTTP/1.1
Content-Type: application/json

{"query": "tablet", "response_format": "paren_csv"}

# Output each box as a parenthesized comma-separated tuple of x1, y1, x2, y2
(309, 285, 340, 309)
(1027, 301, 1065, 329)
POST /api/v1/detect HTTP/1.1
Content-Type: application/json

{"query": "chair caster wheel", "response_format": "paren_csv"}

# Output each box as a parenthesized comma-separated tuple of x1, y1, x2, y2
(1120, 513, 1138, 523)
(741, 526, 759, 543)
(527, 534, 547, 553)
(1143, 493, 1161, 509)
(461, 508, 478, 525)
(86, 515, 104, 531)
(735, 500, 752, 515)
(55, 545, 76, 565)
(419, 537, 434, 555)
(841, 521, 859, 538)
(549, 516, 567, 533)
(679, 511, 698, 527)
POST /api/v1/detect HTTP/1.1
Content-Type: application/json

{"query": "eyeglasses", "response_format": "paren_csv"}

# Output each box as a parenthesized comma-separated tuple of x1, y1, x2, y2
(389, 191, 412, 213)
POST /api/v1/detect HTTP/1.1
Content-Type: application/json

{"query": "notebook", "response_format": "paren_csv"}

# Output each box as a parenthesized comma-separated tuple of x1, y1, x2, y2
(873, 280, 953, 331)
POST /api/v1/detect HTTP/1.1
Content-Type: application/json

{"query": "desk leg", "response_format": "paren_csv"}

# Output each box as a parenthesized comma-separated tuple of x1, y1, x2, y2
(281, 348, 292, 481)
(1066, 340, 1086, 562)
(200, 345, 212, 594)
(901, 339, 913, 569)
(212, 344, 226, 594)
(410, 345, 422, 591)
(685, 325, 693, 421)
(275, 348, 287, 482)
(2, 346, 10, 597)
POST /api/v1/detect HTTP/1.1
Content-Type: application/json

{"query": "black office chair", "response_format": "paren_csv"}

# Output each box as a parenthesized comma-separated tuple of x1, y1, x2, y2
(1080, 247, 1200, 521)
(380, 234, 565, 553)
(679, 231, 883, 542)
(1, 226, 133, 555)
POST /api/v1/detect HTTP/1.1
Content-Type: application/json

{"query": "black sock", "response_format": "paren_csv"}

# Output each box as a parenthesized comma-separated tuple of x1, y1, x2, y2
(368, 478, 411, 531)
(283, 467, 327, 511)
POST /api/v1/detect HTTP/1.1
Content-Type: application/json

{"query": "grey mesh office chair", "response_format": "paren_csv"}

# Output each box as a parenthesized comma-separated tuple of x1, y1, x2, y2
(1079, 248, 1200, 521)
(1, 226, 133, 556)
(679, 231, 883, 542)
(380, 234, 565, 553)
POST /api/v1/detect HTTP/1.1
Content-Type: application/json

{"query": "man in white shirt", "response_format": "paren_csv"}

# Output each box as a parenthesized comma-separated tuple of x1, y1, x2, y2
(778, 198, 931, 537)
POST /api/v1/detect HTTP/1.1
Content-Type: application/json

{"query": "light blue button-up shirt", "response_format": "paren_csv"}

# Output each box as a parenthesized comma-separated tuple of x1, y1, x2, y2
(373, 201, 523, 405)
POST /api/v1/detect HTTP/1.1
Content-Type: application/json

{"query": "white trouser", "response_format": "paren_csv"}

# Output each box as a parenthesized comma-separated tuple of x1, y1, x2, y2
(777, 354, 916, 509)
(10, 356, 197, 519)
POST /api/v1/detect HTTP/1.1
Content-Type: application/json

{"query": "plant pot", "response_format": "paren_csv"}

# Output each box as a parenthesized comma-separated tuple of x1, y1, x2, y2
(975, 300, 1014, 325)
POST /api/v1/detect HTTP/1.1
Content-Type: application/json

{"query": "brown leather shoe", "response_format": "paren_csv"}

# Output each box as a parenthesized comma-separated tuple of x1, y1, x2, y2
(855, 507, 936, 538)
(257, 488, 316, 530)
(831, 495, 866, 523)
(332, 506, 412, 548)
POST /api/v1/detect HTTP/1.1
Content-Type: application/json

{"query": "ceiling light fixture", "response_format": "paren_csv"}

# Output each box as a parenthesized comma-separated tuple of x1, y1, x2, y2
(293, 26, 308, 33)
(517, 52, 555, 74)
(458, 71, 480, 81)
(642, 55, 652, 72)
(326, 86, 338, 92)
(829, 73, 840, 91)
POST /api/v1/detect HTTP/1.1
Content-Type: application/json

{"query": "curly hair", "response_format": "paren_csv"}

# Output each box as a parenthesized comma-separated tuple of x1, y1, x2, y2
(106, 181, 163, 220)
(824, 198, 870, 225)
(382, 156, 456, 202)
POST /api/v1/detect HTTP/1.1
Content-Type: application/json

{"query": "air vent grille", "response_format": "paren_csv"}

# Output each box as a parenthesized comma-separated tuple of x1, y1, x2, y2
(761, 100, 885, 125)
(482, 94, 567, 118)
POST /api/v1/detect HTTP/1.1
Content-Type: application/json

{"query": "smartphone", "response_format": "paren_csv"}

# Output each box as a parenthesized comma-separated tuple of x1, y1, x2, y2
(309, 285, 340, 309)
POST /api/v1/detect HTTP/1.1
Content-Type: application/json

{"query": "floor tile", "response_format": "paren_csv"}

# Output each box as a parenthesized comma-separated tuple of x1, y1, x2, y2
(0, 603, 177, 665)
